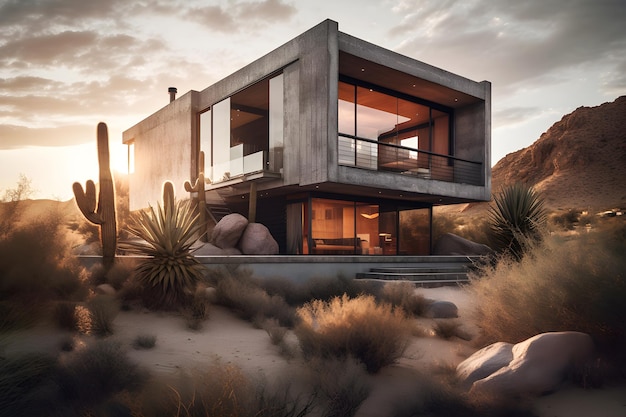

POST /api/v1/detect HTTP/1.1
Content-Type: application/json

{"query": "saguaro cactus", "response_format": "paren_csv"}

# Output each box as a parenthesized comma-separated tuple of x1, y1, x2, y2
(73, 122, 117, 270)
(184, 151, 208, 242)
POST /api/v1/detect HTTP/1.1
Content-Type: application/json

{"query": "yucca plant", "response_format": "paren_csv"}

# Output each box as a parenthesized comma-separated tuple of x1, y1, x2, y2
(488, 183, 547, 260)
(121, 182, 206, 309)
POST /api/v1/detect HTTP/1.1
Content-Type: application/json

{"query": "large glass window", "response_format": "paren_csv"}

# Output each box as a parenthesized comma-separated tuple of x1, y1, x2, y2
(338, 80, 451, 174)
(199, 73, 283, 184)
(287, 197, 430, 255)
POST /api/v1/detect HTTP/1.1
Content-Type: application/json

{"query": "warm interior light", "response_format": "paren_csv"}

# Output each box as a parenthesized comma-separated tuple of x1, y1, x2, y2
(360, 212, 379, 219)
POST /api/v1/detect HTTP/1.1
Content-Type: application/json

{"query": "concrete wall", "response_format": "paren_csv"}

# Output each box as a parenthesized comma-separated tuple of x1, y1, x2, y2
(123, 91, 198, 210)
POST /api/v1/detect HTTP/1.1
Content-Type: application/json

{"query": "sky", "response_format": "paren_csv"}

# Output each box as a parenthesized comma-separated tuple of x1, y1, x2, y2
(1, 0, 625, 201)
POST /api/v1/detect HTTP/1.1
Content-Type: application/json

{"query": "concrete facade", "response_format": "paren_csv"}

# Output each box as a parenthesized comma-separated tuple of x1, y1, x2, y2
(123, 19, 491, 255)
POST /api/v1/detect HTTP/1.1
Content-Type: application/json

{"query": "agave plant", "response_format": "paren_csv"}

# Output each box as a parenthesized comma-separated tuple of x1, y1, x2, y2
(488, 183, 547, 260)
(121, 182, 206, 309)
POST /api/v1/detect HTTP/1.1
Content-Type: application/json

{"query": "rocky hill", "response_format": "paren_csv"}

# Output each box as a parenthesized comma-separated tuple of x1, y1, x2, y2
(475, 96, 626, 213)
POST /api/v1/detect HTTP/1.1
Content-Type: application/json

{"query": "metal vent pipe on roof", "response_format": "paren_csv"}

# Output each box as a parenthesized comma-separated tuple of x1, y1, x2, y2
(168, 87, 177, 103)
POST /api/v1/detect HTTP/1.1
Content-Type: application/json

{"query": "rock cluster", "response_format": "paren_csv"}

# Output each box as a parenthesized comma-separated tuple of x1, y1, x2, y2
(194, 213, 279, 256)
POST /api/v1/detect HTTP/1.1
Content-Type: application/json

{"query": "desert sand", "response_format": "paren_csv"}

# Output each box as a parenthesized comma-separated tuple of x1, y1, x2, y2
(5, 286, 624, 416)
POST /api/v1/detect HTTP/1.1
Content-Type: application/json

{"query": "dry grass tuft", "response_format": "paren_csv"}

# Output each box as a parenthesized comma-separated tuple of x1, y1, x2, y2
(295, 294, 413, 373)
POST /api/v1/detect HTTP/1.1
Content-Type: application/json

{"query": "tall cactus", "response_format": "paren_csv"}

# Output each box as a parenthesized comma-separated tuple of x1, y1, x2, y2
(184, 151, 208, 242)
(72, 122, 117, 270)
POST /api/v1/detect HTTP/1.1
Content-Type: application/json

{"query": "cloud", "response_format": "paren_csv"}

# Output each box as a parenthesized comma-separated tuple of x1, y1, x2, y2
(0, 124, 95, 149)
(388, 0, 626, 93)
(184, 0, 296, 33)
(0, 0, 127, 30)
(493, 106, 545, 129)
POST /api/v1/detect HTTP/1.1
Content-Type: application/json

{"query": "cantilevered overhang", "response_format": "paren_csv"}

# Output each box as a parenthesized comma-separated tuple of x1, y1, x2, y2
(338, 51, 484, 109)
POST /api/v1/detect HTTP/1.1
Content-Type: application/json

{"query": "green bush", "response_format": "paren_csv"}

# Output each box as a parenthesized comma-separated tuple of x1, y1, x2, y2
(120, 182, 206, 310)
(470, 229, 626, 372)
(488, 183, 547, 259)
(295, 294, 413, 373)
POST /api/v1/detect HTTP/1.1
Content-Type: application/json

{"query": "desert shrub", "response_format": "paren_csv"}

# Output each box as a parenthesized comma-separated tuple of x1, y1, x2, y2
(470, 229, 626, 373)
(0, 352, 59, 417)
(182, 285, 212, 330)
(378, 281, 432, 316)
(391, 376, 538, 417)
(54, 301, 79, 331)
(0, 211, 88, 331)
(308, 357, 370, 417)
(488, 183, 547, 260)
(57, 339, 147, 409)
(214, 269, 296, 327)
(86, 294, 120, 336)
(295, 294, 413, 373)
(133, 360, 315, 417)
(76, 219, 100, 244)
(432, 319, 466, 340)
(549, 209, 581, 230)
(432, 212, 491, 247)
(259, 273, 367, 306)
(133, 334, 157, 350)
(261, 318, 288, 345)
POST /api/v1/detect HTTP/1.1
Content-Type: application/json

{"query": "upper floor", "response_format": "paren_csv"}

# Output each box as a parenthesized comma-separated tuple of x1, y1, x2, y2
(123, 19, 491, 211)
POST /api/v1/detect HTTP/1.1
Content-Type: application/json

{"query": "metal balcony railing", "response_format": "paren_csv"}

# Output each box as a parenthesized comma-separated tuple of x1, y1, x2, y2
(338, 135, 483, 186)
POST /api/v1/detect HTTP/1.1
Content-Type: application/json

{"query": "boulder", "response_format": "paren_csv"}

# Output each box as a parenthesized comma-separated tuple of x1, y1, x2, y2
(456, 342, 514, 387)
(425, 300, 458, 318)
(238, 223, 279, 255)
(211, 213, 248, 249)
(470, 332, 594, 397)
(433, 233, 493, 256)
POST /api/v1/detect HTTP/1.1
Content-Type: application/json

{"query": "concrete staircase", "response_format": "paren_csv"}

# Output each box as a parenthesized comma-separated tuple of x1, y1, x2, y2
(355, 256, 480, 286)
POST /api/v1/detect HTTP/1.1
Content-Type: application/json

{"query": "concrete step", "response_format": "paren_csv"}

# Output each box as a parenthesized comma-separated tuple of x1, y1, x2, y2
(368, 263, 469, 273)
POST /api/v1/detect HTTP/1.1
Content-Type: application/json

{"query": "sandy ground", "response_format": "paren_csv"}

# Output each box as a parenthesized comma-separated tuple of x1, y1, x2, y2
(4, 286, 625, 416)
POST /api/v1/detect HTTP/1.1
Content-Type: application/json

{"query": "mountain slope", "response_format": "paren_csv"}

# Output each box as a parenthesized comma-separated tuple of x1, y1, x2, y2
(491, 96, 626, 211)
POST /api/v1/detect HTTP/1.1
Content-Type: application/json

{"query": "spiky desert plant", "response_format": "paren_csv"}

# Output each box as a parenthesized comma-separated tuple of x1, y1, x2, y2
(121, 182, 205, 309)
(184, 151, 208, 242)
(73, 122, 117, 270)
(488, 183, 547, 260)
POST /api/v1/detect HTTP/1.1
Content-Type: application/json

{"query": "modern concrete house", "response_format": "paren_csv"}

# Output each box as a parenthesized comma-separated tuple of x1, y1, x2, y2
(123, 19, 491, 257)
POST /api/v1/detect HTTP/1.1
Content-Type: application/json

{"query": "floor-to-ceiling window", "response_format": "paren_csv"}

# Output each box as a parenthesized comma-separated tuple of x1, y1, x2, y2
(286, 195, 431, 255)
(338, 78, 452, 178)
(198, 73, 283, 184)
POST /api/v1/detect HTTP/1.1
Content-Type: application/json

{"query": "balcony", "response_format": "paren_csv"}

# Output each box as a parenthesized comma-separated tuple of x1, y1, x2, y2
(338, 135, 483, 186)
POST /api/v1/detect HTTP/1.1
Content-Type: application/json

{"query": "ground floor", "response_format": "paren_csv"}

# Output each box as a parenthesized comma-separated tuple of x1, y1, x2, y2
(227, 191, 432, 256)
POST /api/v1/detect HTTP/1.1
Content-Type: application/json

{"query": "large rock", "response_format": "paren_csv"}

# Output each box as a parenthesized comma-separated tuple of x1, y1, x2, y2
(211, 213, 248, 249)
(238, 223, 279, 255)
(456, 342, 514, 387)
(433, 233, 493, 256)
(425, 300, 458, 318)
(470, 332, 594, 397)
